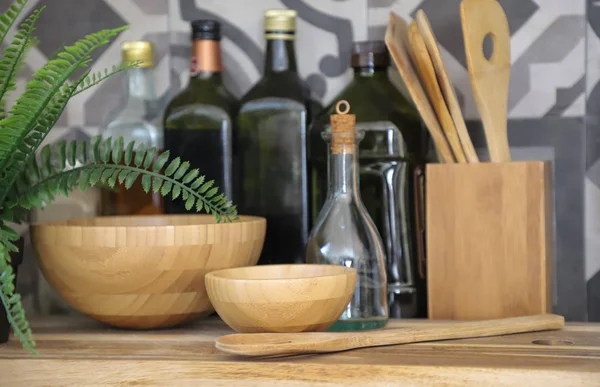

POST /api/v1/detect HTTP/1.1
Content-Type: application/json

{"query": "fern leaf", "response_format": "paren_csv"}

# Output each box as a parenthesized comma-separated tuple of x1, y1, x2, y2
(0, 0, 28, 49)
(6, 137, 239, 222)
(71, 60, 139, 97)
(0, 6, 42, 110)
(0, 231, 37, 355)
(0, 25, 129, 207)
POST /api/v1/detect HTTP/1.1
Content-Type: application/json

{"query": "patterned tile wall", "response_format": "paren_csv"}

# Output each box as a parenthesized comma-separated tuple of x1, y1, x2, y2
(2, 0, 596, 321)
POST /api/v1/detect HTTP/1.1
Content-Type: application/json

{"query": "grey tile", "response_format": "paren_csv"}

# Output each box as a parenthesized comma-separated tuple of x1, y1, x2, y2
(22, 0, 126, 66)
(132, 0, 167, 15)
(466, 118, 587, 321)
(415, 0, 537, 68)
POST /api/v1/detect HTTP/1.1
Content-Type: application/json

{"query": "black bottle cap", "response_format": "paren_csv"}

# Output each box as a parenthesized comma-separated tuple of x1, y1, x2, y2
(351, 40, 390, 68)
(191, 20, 221, 41)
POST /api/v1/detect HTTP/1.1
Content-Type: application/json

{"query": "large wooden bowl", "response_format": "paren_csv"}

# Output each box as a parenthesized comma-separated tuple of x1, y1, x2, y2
(30, 215, 266, 329)
(205, 264, 356, 333)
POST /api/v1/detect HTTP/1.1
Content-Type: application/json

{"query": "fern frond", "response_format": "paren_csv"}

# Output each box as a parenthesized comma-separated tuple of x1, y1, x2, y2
(72, 61, 141, 98)
(6, 136, 239, 222)
(0, 7, 42, 110)
(0, 232, 36, 355)
(0, 25, 129, 205)
(0, 0, 28, 46)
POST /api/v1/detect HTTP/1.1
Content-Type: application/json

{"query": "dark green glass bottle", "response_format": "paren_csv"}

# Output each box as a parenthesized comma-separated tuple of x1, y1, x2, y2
(237, 9, 321, 265)
(308, 41, 430, 318)
(163, 20, 237, 213)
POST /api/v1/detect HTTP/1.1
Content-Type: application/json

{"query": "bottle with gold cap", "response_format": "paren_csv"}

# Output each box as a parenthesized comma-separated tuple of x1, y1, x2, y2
(100, 40, 164, 215)
(163, 20, 237, 213)
(236, 9, 322, 266)
(306, 101, 388, 331)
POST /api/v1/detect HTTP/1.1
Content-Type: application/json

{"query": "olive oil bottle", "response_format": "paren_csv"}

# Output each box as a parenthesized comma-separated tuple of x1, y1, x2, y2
(163, 20, 237, 212)
(236, 9, 321, 265)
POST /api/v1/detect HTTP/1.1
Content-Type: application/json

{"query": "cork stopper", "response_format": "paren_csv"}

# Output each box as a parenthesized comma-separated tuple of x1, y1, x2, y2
(330, 100, 356, 154)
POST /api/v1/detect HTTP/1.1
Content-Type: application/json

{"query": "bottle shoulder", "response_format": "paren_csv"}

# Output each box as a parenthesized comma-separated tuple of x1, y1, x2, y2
(308, 196, 385, 257)
(240, 72, 312, 106)
(165, 81, 238, 113)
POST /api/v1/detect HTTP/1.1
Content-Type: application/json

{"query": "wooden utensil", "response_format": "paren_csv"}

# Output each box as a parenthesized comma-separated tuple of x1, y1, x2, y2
(408, 20, 467, 163)
(384, 12, 455, 163)
(460, 0, 511, 162)
(215, 314, 564, 356)
(205, 264, 356, 333)
(415, 10, 478, 163)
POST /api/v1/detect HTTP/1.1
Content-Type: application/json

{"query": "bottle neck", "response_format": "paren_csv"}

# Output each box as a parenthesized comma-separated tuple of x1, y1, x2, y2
(353, 66, 389, 80)
(191, 39, 223, 81)
(328, 146, 360, 196)
(127, 67, 156, 100)
(264, 38, 297, 74)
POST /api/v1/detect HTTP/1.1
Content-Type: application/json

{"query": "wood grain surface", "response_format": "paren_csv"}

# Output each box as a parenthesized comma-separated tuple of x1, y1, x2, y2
(426, 162, 553, 320)
(30, 215, 266, 329)
(1, 316, 598, 386)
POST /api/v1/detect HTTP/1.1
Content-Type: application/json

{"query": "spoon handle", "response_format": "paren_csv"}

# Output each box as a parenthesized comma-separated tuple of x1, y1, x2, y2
(363, 314, 564, 348)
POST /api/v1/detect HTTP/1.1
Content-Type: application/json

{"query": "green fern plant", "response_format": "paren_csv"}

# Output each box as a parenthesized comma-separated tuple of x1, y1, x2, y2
(0, 0, 237, 356)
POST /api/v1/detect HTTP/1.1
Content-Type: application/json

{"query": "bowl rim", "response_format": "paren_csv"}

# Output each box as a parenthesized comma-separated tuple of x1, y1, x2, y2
(206, 264, 357, 282)
(29, 214, 266, 230)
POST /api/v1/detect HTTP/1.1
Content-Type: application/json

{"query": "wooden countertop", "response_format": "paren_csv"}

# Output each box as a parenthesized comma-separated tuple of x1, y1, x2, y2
(0, 316, 599, 386)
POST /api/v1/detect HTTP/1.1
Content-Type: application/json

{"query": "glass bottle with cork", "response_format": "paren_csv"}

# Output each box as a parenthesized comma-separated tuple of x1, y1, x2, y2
(306, 100, 388, 331)
(163, 20, 237, 212)
(100, 41, 163, 215)
(237, 9, 322, 265)
(308, 41, 429, 318)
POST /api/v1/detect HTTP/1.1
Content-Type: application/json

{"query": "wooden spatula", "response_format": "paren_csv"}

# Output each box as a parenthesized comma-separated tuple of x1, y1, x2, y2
(460, 0, 511, 162)
(408, 20, 467, 163)
(415, 10, 479, 163)
(384, 12, 455, 163)
(215, 314, 564, 356)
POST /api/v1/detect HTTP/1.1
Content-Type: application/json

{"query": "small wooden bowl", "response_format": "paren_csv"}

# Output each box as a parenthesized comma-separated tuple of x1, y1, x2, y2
(30, 215, 266, 329)
(205, 264, 357, 333)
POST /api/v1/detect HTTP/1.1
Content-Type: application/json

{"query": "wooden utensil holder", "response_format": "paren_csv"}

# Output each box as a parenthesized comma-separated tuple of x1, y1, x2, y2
(425, 161, 553, 320)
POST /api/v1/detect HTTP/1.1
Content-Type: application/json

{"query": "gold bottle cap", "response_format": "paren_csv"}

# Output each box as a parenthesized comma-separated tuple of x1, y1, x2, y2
(121, 41, 154, 68)
(330, 100, 356, 154)
(264, 9, 296, 40)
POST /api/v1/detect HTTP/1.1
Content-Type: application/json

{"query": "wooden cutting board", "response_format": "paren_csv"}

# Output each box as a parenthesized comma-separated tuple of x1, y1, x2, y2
(1, 316, 598, 386)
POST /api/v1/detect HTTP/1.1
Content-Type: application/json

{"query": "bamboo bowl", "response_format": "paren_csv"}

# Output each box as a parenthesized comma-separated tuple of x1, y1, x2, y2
(30, 215, 266, 329)
(205, 264, 357, 333)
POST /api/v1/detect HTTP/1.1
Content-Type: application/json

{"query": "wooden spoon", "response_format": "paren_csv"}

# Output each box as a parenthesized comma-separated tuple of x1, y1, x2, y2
(408, 20, 467, 163)
(384, 12, 455, 163)
(215, 314, 564, 356)
(460, 0, 511, 162)
(415, 10, 479, 163)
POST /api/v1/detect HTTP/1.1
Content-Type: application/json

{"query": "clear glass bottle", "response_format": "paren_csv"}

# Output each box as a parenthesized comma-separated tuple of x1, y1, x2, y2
(100, 41, 164, 215)
(308, 41, 430, 319)
(306, 100, 388, 331)
(237, 9, 321, 265)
